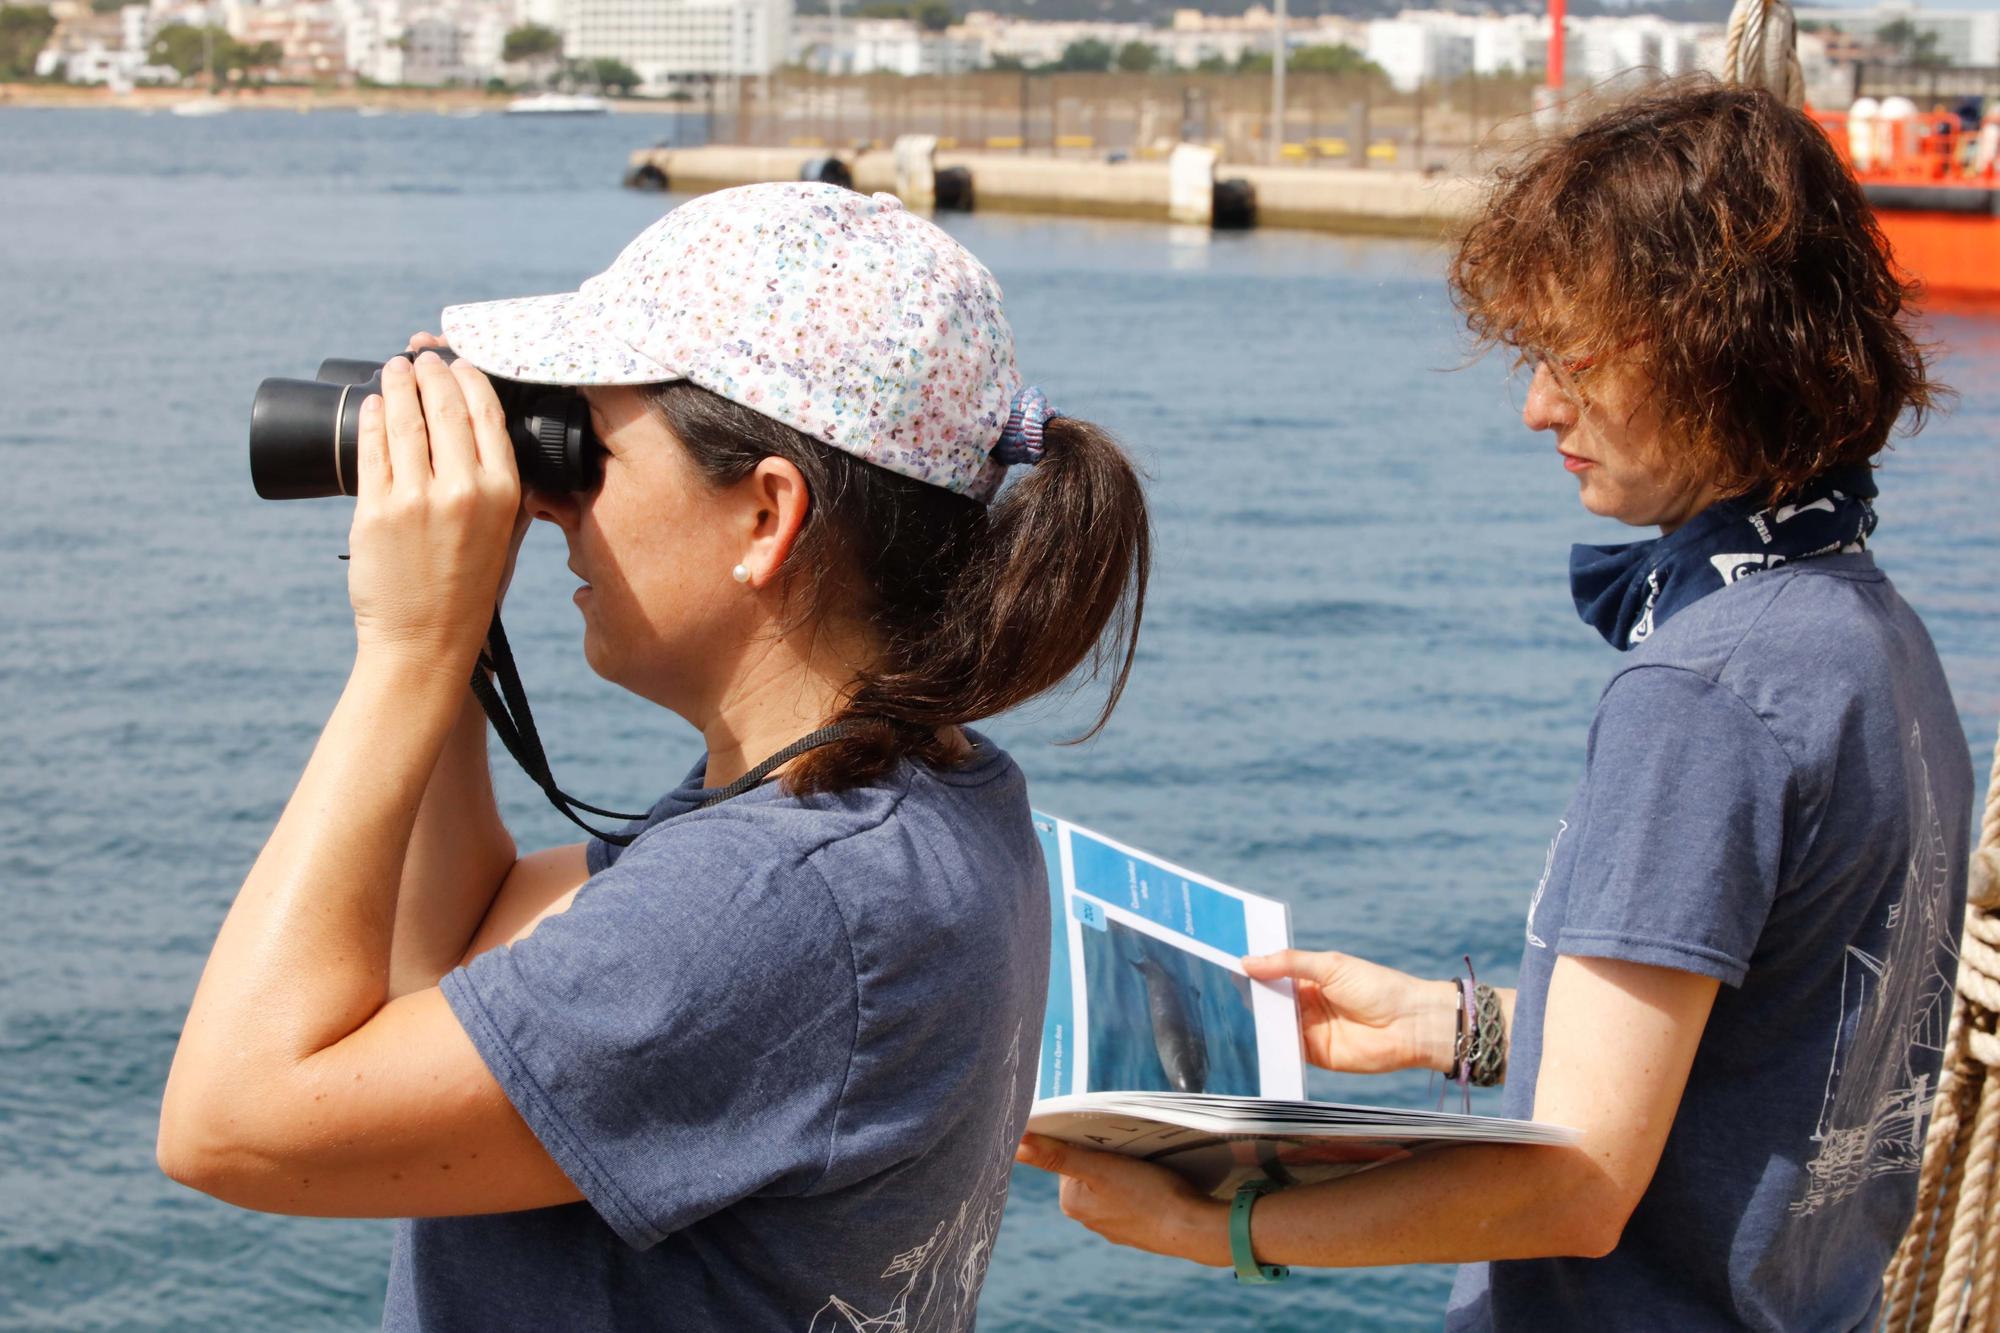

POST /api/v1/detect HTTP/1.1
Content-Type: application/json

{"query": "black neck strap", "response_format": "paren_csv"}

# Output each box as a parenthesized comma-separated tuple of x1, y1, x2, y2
(693, 722, 865, 810)
(469, 611, 866, 845)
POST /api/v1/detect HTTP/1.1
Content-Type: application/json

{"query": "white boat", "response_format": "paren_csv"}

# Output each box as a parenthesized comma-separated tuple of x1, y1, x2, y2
(170, 97, 230, 117)
(504, 92, 609, 116)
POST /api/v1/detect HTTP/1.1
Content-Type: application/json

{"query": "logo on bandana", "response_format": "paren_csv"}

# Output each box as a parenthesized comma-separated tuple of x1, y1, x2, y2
(1710, 552, 1786, 585)
(1627, 570, 1663, 647)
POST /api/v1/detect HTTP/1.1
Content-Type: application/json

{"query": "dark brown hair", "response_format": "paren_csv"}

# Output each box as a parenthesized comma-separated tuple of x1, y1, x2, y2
(645, 382, 1150, 794)
(1450, 79, 1941, 502)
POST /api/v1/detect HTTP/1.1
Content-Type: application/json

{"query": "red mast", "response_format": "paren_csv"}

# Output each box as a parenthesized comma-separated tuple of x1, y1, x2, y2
(1548, 0, 1566, 92)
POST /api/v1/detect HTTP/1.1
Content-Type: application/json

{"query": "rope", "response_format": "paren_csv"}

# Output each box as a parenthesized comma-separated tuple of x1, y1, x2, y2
(1931, 1068, 2000, 1332)
(1884, 1006, 1966, 1330)
(1722, 0, 1806, 110)
(1883, 718, 2000, 1329)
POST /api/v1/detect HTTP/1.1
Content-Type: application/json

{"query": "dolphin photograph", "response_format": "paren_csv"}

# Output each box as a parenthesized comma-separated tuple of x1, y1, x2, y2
(1080, 917, 1260, 1097)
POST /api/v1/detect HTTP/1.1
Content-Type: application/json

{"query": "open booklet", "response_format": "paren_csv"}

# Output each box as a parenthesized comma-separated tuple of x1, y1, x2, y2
(1025, 811, 1577, 1200)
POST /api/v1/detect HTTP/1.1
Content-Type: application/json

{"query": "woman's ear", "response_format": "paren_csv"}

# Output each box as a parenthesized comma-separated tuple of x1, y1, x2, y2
(736, 457, 811, 588)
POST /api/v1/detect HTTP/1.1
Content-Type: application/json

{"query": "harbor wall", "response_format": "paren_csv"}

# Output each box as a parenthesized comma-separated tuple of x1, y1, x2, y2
(629, 144, 1481, 237)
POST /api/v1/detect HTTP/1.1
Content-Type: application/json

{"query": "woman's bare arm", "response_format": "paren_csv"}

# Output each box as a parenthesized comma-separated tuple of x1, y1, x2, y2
(386, 686, 518, 997)
(1019, 954, 1718, 1267)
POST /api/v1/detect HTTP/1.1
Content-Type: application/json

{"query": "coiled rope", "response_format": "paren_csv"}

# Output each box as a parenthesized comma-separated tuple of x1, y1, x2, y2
(1722, 0, 1806, 110)
(1880, 720, 2000, 1332)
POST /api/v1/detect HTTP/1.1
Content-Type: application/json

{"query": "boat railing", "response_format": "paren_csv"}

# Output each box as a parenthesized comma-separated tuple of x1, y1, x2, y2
(1808, 108, 2000, 188)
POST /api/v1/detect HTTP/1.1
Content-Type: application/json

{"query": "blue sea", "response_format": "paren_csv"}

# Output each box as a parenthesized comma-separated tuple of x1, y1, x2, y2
(3, 106, 1997, 1331)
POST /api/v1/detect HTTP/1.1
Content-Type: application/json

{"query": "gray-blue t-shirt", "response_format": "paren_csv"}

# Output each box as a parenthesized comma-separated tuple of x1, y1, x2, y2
(1448, 554, 1972, 1332)
(383, 732, 1049, 1332)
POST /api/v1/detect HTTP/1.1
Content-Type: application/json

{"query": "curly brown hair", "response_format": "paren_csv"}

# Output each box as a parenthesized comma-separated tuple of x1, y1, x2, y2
(1450, 79, 1941, 502)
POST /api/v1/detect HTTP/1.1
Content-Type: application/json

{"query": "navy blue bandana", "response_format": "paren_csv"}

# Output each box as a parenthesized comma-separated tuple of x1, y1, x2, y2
(1570, 466, 1879, 650)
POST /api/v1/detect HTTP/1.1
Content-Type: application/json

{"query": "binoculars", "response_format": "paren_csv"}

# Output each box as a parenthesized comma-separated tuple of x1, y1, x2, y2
(248, 350, 599, 500)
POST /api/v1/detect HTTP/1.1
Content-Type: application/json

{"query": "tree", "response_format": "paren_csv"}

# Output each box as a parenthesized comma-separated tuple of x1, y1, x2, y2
(988, 52, 1027, 71)
(237, 40, 284, 77)
(1114, 41, 1158, 73)
(1235, 49, 1272, 73)
(580, 56, 640, 95)
(1055, 38, 1112, 72)
(914, 0, 955, 32)
(1289, 43, 1380, 76)
(148, 24, 232, 81)
(0, 5, 56, 80)
(501, 23, 562, 64)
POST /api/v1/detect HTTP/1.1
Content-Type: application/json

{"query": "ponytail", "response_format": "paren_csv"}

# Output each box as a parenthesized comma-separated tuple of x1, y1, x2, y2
(645, 384, 1151, 794)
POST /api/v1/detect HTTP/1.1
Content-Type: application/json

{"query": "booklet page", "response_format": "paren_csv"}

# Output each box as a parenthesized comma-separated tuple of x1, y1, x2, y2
(1031, 811, 1301, 1105)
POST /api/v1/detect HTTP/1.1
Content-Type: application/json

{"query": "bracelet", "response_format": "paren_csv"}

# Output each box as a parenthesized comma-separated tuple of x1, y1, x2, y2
(1469, 981, 1507, 1087)
(1451, 964, 1508, 1089)
(1230, 1178, 1289, 1284)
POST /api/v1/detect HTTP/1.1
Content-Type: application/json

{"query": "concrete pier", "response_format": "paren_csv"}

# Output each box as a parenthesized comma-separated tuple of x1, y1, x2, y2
(626, 144, 1480, 238)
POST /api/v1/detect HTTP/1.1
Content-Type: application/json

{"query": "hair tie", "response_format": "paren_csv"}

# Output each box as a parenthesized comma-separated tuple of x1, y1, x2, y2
(994, 386, 1061, 467)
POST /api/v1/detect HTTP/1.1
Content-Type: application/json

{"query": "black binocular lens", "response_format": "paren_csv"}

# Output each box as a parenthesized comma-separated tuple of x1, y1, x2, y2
(248, 351, 600, 500)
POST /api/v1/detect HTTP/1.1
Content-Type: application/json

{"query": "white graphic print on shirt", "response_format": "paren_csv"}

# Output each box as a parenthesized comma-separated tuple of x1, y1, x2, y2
(1525, 819, 1568, 950)
(809, 1028, 1023, 1333)
(1792, 722, 1960, 1217)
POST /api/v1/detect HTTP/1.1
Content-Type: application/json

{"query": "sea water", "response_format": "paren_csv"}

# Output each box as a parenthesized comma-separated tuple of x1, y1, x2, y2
(4, 107, 1998, 1331)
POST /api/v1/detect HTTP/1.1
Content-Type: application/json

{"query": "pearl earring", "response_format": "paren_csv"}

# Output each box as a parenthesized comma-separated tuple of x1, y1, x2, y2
(731, 563, 751, 584)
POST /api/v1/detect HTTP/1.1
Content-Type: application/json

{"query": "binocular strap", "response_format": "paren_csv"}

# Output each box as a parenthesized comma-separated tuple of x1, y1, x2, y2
(470, 613, 874, 845)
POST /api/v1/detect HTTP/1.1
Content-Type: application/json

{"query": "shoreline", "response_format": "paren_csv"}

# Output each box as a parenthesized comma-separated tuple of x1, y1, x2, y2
(0, 82, 699, 115)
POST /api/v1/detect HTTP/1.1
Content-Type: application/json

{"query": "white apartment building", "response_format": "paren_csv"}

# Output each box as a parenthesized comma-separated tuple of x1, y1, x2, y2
(1795, 4, 2000, 66)
(236, 1, 347, 81)
(563, 0, 793, 90)
(949, 8, 1362, 72)
(790, 15, 981, 75)
(1365, 15, 1473, 91)
(325, 0, 511, 85)
(1470, 14, 1545, 79)
(1568, 15, 1702, 86)
(954, 13, 1152, 68)
(1364, 9, 1709, 91)
(34, 5, 179, 84)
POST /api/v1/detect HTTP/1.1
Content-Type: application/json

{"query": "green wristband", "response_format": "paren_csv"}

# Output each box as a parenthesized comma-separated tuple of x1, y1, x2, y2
(1230, 1179, 1289, 1284)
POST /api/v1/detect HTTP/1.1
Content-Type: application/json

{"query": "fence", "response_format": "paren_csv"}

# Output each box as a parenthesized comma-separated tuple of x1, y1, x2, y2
(693, 70, 1543, 170)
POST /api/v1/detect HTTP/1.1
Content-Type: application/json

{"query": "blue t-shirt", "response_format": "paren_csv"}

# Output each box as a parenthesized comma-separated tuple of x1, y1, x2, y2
(1448, 554, 1972, 1332)
(383, 732, 1050, 1332)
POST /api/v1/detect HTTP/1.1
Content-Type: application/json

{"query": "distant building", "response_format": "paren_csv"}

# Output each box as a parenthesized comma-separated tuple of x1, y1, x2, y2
(35, 4, 178, 86)
(954, 12, 1152, 69)
(1568, 15, 1701, 87)
(1363, 8, 1708, 91)
(1365, 15, 1473, 91)
(235, 2, 347, 82)
(564, 0, 794, 90)
(791, 15, 981, 75)
(1470, 14, 1546, 79)
(326, 0, 509, 86)
(1795, 4, 2000, 67)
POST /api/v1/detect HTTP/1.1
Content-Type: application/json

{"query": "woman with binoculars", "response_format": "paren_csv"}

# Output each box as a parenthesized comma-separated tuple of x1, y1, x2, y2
(158, 183, 1150, 1330)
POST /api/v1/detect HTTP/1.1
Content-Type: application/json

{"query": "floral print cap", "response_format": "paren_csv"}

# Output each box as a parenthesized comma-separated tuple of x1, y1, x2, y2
(441, 182, 1022, 501)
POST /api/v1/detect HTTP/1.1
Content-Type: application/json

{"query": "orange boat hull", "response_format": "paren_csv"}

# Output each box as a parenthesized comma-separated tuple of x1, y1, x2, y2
(1806, 109, 2000, 305)
(1876, 209, 2000, 302)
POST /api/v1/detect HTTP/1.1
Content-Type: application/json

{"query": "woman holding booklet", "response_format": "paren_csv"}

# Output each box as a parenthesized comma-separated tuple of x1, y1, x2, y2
(158, 184, 1149, 1330)
(1019, 81, 1973, 1331)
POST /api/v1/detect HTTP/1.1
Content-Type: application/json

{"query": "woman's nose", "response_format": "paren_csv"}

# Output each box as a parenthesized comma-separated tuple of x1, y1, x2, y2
(524, 485, 578, 529)
(1521, 362, 1578, 433)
